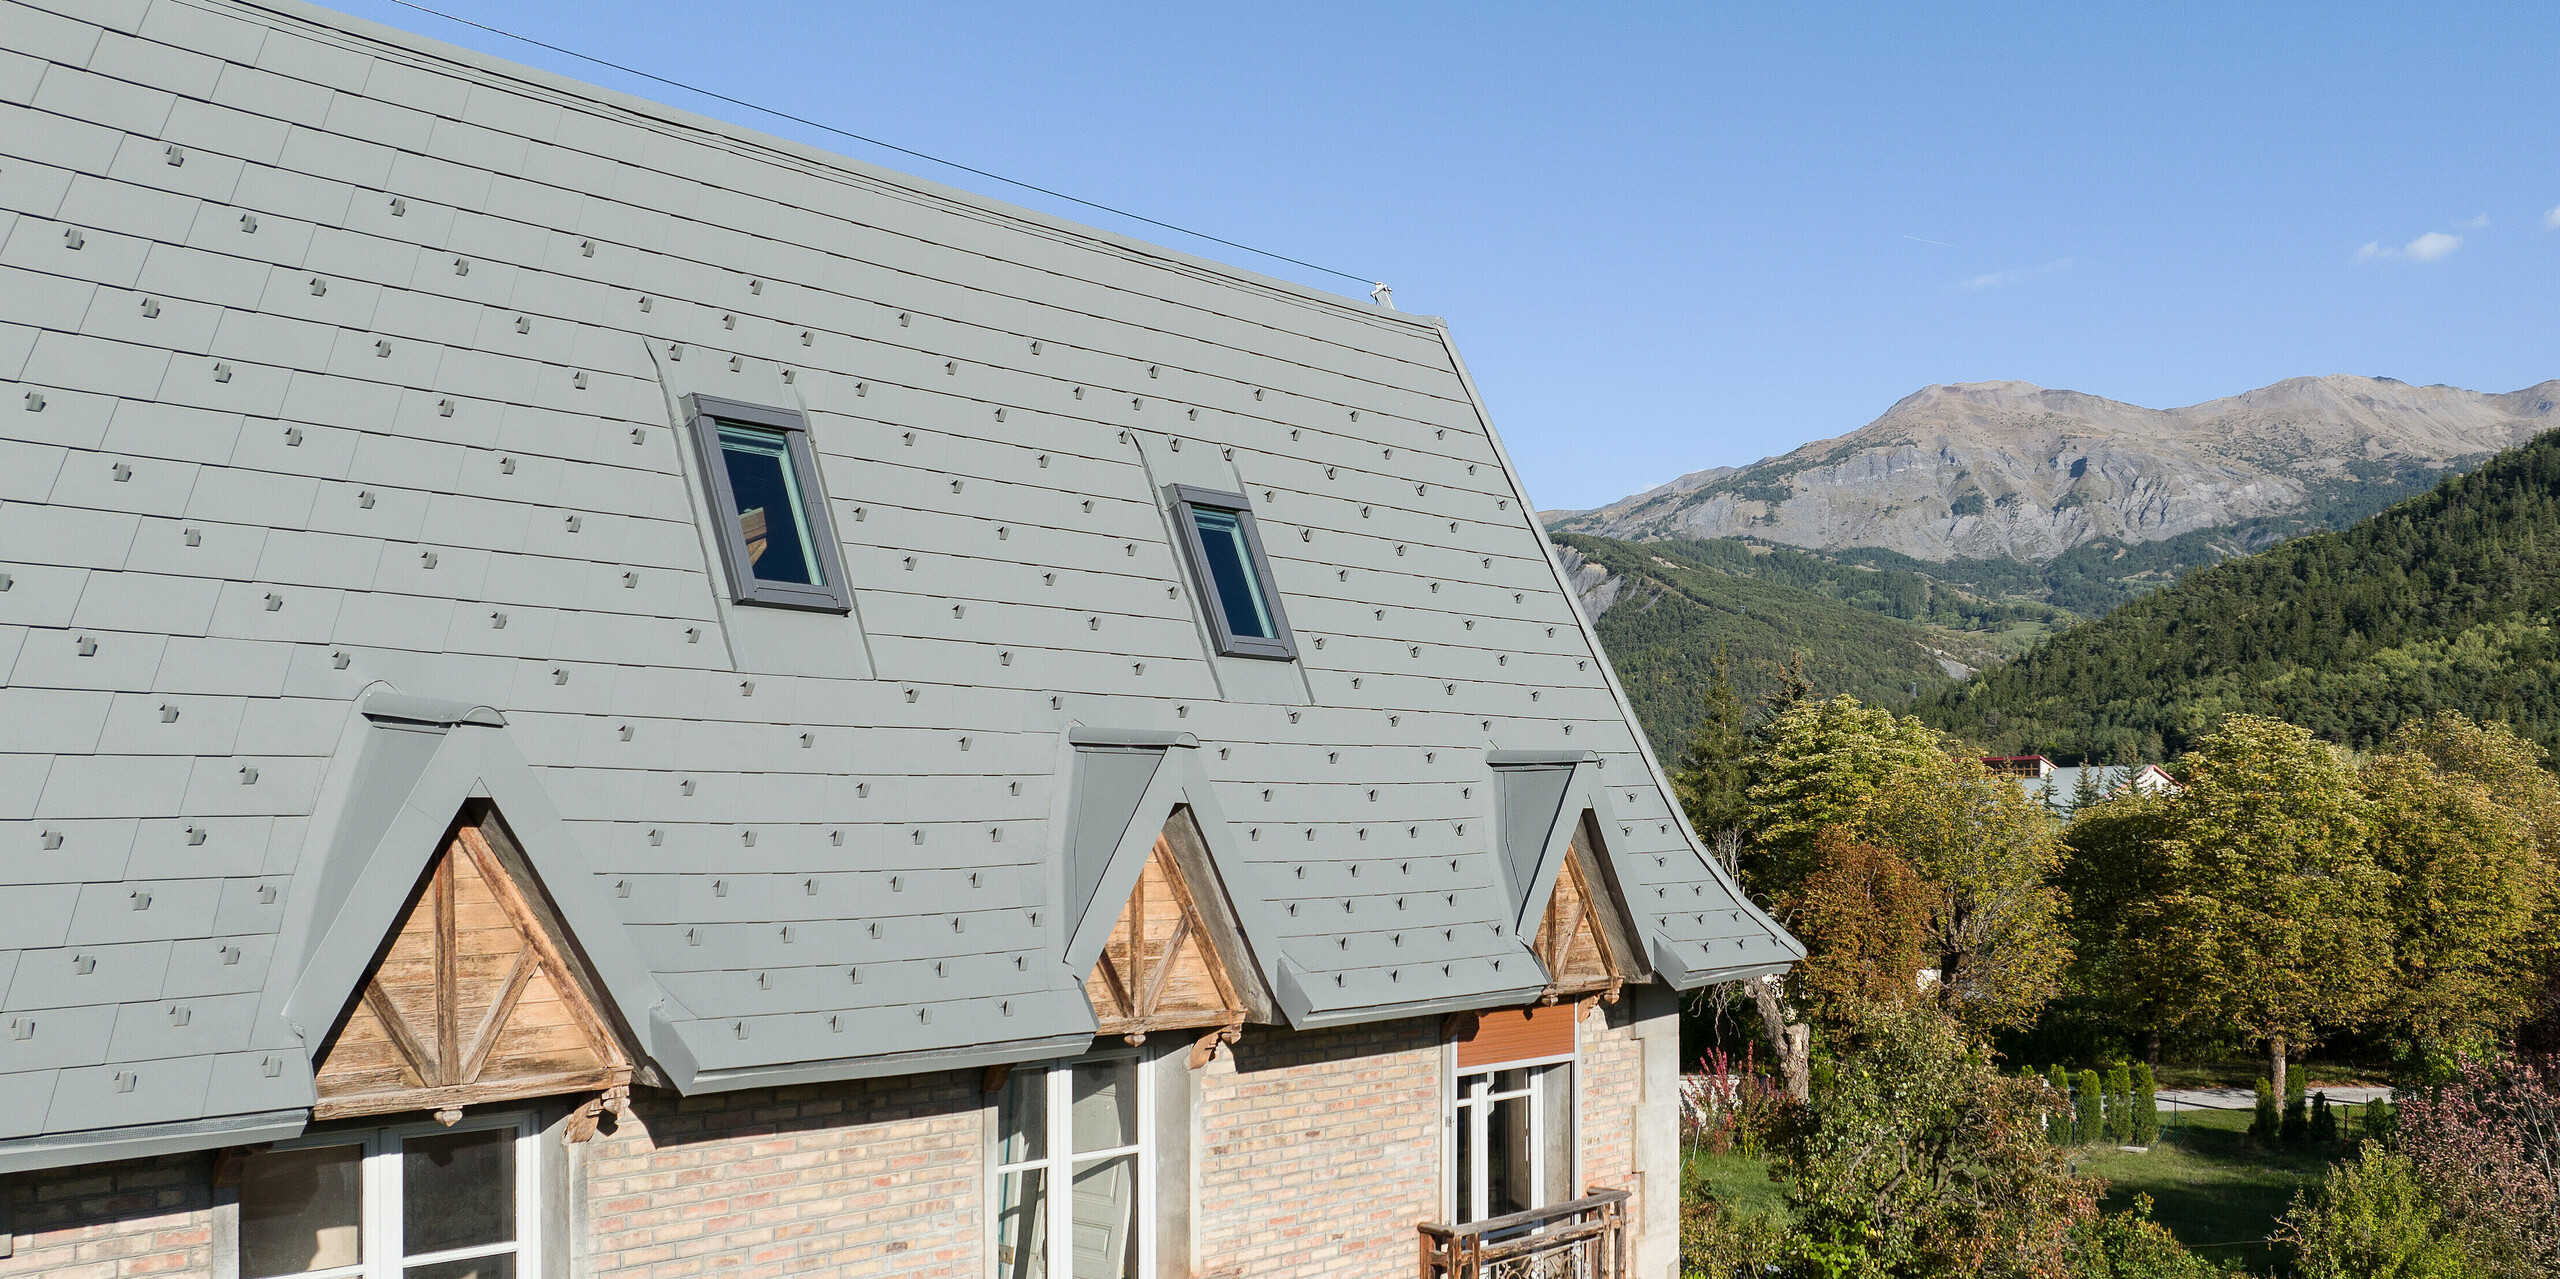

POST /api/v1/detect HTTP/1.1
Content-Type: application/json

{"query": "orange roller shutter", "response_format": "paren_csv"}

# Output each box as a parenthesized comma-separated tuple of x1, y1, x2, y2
(1454, 1005, 1576, 1069)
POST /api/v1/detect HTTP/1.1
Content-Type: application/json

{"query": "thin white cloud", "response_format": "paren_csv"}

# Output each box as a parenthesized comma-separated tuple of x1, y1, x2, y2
(1956, 257, 2075, 290)
(2544, 204, 2560, 231)
(2354, 231, 2463, 264)
(2454, 214, 2489, 229)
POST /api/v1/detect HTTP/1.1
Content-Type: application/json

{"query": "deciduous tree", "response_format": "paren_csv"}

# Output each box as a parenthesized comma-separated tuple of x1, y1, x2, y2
(1859, 760, 2070, 1033)
(2361, 749, 2547, 1057)
(2124, 716, 2393, 1097)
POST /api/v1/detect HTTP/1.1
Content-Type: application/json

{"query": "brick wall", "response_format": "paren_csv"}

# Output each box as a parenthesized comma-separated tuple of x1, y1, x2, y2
(1, 1152, 215, 1279)
(1578, 997, 1647, 1215)
(580, 1069, 984, 1279)
(0, 1003, 1681, 1279)
(1191, 1018, 1443, 1279)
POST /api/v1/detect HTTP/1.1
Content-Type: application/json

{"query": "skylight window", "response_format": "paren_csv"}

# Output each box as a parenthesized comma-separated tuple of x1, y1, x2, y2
(1168, 484, 1296, 660)
(683, 394, 850, 612)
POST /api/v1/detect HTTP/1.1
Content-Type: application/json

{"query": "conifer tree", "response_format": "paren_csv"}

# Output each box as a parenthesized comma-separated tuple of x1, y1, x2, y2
(2045, 1064, 2073, 1145)
(2075, 1068, 2103, 1146)
(2250, 1076, 2279, 1145)
(2282, 1072, 2309, 1145)
(2129, 1061, 2159, 1145)
(2103, 1061, 2133, 1143)
(2069, 764, 2106, 815)
(1672, 652, 1752, 841)
(2309, 1091, 2338, 1145)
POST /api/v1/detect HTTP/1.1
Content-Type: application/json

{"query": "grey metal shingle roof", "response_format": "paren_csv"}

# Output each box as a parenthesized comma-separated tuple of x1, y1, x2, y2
(0, 0, 1799, 1171)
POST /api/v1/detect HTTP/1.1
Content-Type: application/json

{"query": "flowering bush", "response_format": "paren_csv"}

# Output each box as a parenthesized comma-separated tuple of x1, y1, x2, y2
(2399, 1056, 2560, 1276)
(1683, 1044, 1792, 1160)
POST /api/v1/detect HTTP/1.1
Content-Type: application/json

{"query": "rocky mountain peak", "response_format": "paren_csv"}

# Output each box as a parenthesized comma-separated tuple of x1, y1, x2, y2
(1550, 374, 2554, 563)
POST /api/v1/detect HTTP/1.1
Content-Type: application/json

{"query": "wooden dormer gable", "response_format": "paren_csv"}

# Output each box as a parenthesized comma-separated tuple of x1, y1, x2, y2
(1531, 818, 1636, 1003)
(314, 818, 632, 1122)
(1083, 831, 1249, 1051)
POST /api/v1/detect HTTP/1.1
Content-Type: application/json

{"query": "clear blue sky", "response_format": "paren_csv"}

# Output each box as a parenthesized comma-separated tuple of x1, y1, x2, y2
(335, 0, 2560, 512)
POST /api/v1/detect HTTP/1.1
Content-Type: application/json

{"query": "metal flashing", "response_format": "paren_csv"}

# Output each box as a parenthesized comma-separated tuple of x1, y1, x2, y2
(0, 1108, 308, 1176)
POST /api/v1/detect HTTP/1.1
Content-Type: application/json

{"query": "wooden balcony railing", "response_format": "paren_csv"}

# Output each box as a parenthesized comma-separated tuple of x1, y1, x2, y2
(1418, 1188, 1631, 1279)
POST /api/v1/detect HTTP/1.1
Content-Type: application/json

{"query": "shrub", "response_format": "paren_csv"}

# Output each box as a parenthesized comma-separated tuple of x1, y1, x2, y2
(2072, 1196, 2224, 1279)
(2077, 1068, 2104, 1146)
(2285, 1072, 2311, 1145)
(1784, 1003, 2098, 1278)
(2103, 1061, 2133, 1144)
(2310, 1091, 2339, 1145)
(2129, 1062, 2160, 1145)
(1678, 1164, 1793, 1279)
(2400, 1057, 2560, 1276)
(2275, 1141, 2472, 1279)
(2362, 1093, 2399, 1144)
(2250, 1076, 2280, 1146)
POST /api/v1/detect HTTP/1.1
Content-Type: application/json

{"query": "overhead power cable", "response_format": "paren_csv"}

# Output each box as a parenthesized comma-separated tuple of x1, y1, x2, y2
(376, 0, 1381, 289)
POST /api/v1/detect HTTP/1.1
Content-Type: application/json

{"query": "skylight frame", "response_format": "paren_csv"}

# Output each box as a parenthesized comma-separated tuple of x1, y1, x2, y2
(682, 393, 852, 613)
(1166, 483, 1298, 661)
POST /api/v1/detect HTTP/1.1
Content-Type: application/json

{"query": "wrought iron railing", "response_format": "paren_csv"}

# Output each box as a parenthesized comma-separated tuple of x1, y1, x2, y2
(1418, 1188, 1631, 1279)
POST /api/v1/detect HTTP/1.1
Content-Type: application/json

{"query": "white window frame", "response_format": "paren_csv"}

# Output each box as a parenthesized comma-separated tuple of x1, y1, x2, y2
(988, 1051, 1154, 1278)
(1442, 1044, 1578, 1225)
(239, 1112, 542, 1279)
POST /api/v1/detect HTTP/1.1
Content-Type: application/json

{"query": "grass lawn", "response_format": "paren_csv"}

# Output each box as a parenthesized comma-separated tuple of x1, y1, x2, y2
(1683, 1147, 1791, 1221)
(2073, 1106, 2339, 1274)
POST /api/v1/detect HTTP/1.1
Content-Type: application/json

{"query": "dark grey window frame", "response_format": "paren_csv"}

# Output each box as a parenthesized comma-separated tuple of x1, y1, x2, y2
(683, 393, 852, 613)
(1166, 483, 1297, 661)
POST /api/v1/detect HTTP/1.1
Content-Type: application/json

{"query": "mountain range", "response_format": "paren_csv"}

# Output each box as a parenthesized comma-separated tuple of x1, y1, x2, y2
(1919, 427, 2560, 762)
(1548, 375, 2560, 568)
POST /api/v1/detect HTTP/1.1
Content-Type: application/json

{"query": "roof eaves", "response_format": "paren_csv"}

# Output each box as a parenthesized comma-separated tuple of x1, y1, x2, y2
(0, 1109, 308, 1177)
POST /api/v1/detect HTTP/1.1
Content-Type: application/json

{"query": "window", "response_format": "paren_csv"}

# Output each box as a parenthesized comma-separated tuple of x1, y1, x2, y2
(992, 1055, 1150, 1278)
(1451, 1063, 1572, 1224)
(1166, 485, 1295, 660)
(1446, 1007, 1578, 1225)
(683, 394, 850, 612)
(234, 1113, 540, 1279)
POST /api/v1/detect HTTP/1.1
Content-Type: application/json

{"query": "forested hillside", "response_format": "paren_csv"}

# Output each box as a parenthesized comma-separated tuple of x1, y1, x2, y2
(1552, 534, 2051, 755)
(1921, 429, 2560, 762)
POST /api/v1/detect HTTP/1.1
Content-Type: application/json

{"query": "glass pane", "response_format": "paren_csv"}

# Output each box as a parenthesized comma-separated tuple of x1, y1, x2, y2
(1489, 1092, 1535, 1218)
(1071, 1059, 1138, 1153)
(238, 1143, 363, 1278)
(404, 1258, 514, 1279)
(1455, 1098, 1476, 1223)
(1189, 506, 1273, 639)
(1069, 1155, 1140, 1278)
(997, 1066, 1049, 1165)
(1493, 1067, 1534, 1095)
(403, 1128, 515, 1258)
(994, 1167, 1048, 1279)
(718, 423, 822, 586)
(1541, 1063, 1576, 1205)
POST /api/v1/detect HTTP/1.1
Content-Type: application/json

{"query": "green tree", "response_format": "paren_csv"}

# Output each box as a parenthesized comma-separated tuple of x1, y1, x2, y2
(2363, 727, 2556, 1058)
(1858, 760, 2071, 1033)
(2277, 1142, 2474, 1279)
(2251, 1077, 2280, 1146)
(2284, 1073, 2310, 1146)
(2058, 792, 2181, 1061)
(2128, 1062, 2160, 1146)
(2103, 1062, 2133, 1144)
(2075, 1069, 2104, 1146)
(1741, 695, 1948, 895)
(2046, 1063, 2074, 1146)
(1783, 1004, 2097, 1276)
(2126, 716, 2394, 1096)
(1672, 651, 1753, 841)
